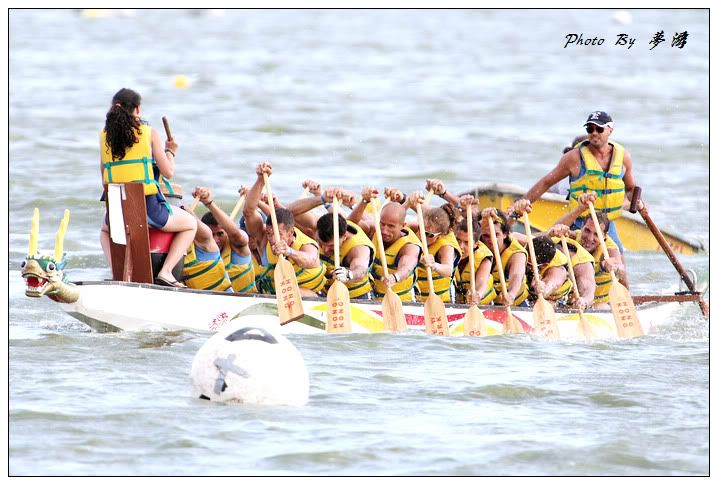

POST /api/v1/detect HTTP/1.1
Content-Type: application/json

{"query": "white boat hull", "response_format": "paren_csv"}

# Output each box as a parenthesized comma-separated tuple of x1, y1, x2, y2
(57, 281, 673, 338)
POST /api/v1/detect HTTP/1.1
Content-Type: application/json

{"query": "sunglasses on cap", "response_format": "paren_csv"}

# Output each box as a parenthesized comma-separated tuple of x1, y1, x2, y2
(425, 230, 441, 238)
(585, 124, 605, 134)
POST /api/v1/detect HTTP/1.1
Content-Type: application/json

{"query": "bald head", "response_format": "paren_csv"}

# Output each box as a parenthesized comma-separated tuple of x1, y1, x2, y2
(381, 202, 406, 225)
(378, 202, 407, 245)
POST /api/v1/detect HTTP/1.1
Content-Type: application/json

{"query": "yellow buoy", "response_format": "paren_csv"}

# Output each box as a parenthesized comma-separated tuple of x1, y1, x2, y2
(173, 75, 190, 89)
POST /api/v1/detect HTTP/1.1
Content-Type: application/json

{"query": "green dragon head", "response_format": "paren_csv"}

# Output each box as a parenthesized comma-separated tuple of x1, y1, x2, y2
(21, 208, 78, 303)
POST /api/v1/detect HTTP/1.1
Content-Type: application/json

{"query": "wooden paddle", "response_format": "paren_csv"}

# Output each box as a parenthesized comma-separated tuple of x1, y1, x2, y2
(631, 187, 708, 317)
(560, 236, 593, 340)
(162, 116, 173, 141)
(587, 202, 643, 338)
(229, 190, 247, 221)
(262, 173, 304, 324)
(463, 203, 489, 336)
(372, 197, 407, 332)
(326, 196, 352, 333)
(522, 212, 559, 340)
(487, 215, 524, 334)
(416, 197, 449, 336)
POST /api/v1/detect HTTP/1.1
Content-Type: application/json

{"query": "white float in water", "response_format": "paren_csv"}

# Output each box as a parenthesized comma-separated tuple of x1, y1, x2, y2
(613, 10, 632, 25)
(190, 317, 309, 406)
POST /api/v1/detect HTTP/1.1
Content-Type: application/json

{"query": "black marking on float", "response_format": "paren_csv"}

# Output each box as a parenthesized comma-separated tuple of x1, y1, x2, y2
(225, 326, 278, 344)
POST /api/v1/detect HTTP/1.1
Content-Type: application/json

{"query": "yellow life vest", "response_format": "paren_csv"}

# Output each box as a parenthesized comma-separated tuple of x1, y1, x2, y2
(568, 141, 625, 221)
(491, 237, 529, 306)
(320, 221, 375, 299)
(100, 125, 159, 196)
(264, 227, 327, 294)
(221, 243, 256, 294)
(552, 236, 595, 268)
(454, 240, 496, 305)
(416, 231, 461, 303)
(182, 243, 232, 291)
(574, 230, 618, 304)
(532, 246, 572, 301)
(371, 227, 422, 302)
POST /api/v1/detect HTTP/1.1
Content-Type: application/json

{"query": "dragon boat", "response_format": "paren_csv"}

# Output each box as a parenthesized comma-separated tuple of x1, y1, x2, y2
(21, 177, 708, 339)
(21, 205, 702, 339)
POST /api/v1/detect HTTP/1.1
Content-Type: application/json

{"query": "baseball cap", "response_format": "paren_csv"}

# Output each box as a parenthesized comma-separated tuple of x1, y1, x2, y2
(584, 111, 614, 128)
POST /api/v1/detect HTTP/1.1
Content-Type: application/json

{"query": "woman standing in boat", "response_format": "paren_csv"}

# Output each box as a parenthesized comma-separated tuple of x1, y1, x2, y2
(99, 88, 197, 287)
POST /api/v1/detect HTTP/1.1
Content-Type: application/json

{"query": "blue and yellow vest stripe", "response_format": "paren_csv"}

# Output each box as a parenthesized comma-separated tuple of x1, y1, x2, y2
(221, 243, 256, 294)
(568, 140, 625, 221)
(182, 243, 232, 291)
(100, 125, 159, 196)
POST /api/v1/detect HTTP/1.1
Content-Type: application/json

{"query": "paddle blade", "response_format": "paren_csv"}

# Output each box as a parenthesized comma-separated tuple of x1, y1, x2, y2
(424, 293, 449, 335)
(274, 256, 304, 324)
(382, 288, 407, 332)
(609, 282, 644, 338)
(463, 305, 487, 337)
(504, 308, 524, 334)
(326, 281, 351, 333)
(532, 296, 559, 340)
(575, 311, 593, 341)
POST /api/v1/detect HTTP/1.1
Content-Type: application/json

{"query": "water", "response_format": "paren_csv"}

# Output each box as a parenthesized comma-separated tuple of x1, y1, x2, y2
(8, 9, 709, 476)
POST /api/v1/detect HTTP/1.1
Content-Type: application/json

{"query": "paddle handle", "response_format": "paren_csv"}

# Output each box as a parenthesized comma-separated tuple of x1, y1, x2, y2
(488, 215, 510, 303)
(372, 198, 391, 277)
(522, 212, 542, 285)
(189, 197, 199, 213)
(229, 193, 246, 221)
(561, 237, 584, 312)
(333, 196, 341, 269)
(162, 116, 173, 141)
(415, 201, 434, 294)
(466, 203, 476, 296)
(629, 186, 642, 214)
(587, 202, 618, 284)
(262, 173, 282, 244)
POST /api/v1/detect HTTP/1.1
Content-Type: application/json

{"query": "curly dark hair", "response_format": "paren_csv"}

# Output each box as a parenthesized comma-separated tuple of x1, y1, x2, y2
(104, 88, 144, 161)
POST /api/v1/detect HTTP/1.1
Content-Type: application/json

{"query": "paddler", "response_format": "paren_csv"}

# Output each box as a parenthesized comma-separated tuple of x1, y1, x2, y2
(193, 186, 256, 294)
(406, 191, 462, 303)
(349, 187, 422, 302)
(452, 194, 496, 306)
(99, 88, 197, 287)
(314, 189, 375, 300)
(552, 192, 626, 309)
(243, 162, 327, 297)
(479, 207, 530, 307)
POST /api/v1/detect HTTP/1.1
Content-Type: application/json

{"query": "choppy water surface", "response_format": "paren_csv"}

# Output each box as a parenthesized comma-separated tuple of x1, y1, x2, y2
(8, 9, 709, 476)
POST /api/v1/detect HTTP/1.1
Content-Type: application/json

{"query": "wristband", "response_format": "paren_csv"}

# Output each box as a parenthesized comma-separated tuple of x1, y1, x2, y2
(362, 198, 371, 204)
(203, 200, 214, 207)
(394, 273, 400, 283)
(399, 194, 407, 205)
(164, 148, 175, 157)
(287, 248, 294, 258)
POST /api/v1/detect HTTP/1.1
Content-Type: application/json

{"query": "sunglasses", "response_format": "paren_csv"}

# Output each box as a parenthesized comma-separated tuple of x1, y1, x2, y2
(425, 231, 441, 238)
(585, 124, 605, 134)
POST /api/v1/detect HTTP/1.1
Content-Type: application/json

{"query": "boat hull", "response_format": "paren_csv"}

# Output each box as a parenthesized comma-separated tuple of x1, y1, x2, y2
(59, 281, 674, 338)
